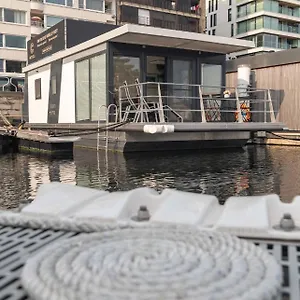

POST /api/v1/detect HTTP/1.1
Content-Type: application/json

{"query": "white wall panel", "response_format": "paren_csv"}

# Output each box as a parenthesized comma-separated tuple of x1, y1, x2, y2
(28, 68, 50, 123)
(59, 61, 76, 123)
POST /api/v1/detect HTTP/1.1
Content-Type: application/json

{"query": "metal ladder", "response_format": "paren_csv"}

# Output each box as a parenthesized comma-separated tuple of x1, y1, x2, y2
(96, 104, 119, 151)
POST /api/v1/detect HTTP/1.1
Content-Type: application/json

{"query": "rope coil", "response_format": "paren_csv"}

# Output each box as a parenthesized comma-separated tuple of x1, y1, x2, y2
(21, 225, 282, 300)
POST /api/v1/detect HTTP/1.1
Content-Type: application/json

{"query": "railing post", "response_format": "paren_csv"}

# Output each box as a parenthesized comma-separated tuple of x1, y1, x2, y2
(97, 105, 107, 151)
(118, 87, 122, 122)
(264, 90, 267, 123)
(198, 85, 206, 123)
(267, 89, 276, 123)
(235, 88, 243, 123)
(140, 83, 144, 123)
(157, 83, 165, 123)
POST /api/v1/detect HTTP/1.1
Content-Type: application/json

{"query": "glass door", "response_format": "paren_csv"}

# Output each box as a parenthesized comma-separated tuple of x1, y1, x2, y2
(169, 59, 193, 122)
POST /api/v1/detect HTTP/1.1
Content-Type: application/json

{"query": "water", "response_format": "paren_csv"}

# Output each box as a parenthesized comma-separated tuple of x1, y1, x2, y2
(1, 145, 300, 209)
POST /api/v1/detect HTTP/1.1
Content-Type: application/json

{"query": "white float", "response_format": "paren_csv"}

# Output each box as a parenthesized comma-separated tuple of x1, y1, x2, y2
(18, 182, 300, 240)
(143, 124, 175, 134)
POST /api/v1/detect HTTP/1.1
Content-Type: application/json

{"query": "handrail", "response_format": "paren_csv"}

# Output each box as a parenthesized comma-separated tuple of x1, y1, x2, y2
(122, 81, 271, 92)
(118, 81, 279, 124)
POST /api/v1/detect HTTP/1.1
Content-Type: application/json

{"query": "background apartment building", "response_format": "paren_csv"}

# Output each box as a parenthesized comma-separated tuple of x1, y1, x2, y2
(117, 0, 204, 33)
(0, 0, 204, 90)
(206, 0, 300, 57)
(0, 0, 115, 89)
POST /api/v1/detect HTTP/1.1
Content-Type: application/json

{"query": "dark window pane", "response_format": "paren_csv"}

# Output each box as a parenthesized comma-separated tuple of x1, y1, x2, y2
(79, 0, 84, 8)
(45, 0, 65, 5)
(76, 59, 90, 121)
(0, 59, 4, 72)
(51, 75, 57, 95)
(5, 35, 26, 49)
(6, 61, 25, 73)
(86, 0, 104, 11)
(4, 9, 26, 24)
(35, 79, 41, 100)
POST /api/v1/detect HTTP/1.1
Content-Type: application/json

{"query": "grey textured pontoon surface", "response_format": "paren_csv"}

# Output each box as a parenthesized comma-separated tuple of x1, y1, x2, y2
(0, 226, 298, 300)
(115, 122, 287, 132)
(24, 122, 286, 132)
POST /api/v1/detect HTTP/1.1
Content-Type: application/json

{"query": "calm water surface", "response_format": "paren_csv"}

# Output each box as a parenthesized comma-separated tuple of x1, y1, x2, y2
(1, 145, 300, 209)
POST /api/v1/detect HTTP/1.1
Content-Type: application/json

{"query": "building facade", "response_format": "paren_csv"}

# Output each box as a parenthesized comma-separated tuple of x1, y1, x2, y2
(206, 0, 300, 57)
(116, 0, 204, 33)
(0, 0, 115, 90)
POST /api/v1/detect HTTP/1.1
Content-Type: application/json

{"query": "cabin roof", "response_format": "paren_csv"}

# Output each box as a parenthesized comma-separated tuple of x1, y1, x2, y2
(23, 24, 254, 72)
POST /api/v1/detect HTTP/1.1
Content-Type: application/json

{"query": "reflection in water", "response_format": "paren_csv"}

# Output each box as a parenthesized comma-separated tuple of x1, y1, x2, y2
(1, 145, 300, 209)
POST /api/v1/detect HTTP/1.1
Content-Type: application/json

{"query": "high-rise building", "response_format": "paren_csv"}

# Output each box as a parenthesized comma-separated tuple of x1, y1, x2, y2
(206, 0, 300, 57)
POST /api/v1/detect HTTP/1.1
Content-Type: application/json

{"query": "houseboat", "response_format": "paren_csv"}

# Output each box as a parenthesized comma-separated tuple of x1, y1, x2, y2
(23, 20, 285, 152)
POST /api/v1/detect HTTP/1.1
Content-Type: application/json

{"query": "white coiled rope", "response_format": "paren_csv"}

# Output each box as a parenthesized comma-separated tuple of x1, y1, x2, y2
(21, 225, 282, 300)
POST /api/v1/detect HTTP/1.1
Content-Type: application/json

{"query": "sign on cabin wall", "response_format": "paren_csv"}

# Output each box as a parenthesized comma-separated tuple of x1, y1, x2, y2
(27, 21, 65, 64)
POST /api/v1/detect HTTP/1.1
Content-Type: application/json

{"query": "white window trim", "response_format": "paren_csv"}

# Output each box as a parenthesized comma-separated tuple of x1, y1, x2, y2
(78, 0, 105, 13)
(44, 0, 73, 7)
(0, 8, 27, 26)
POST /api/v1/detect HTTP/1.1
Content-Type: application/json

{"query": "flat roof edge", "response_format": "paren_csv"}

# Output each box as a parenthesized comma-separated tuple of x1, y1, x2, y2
(23, 24, 254, 73)
(125, 24, 254, 50)
(23, 25, 130, 73)
(226, 48, 300, 72)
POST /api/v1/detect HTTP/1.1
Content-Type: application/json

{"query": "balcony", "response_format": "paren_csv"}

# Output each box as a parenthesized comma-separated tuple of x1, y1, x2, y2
(120, 0, 201, 16)
(121, 14, 199, 32)
(31, 20, 44, 35)
(30, 0, 44, 12)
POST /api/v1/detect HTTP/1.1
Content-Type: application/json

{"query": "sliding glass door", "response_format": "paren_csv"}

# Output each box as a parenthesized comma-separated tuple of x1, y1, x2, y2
(169, 59, 193, 122)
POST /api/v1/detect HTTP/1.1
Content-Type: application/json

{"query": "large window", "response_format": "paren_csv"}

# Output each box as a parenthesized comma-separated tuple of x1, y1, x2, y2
(86, 0, 104, 11)
(45, 0, 72, 6)
(5, 35, 26, 49)
(91, 55, 106, 120)
(79, 0, 84, 8)
(0, 59, 3, 72)
(172, 60, 193, 121)
(113, 56, 140, 92)
(238, 0, 298, 18)
(45, 15, 64, 28)
(237, 0, 263, 18)
(201, 64, 222, 94)
(6, 60, 26, 73)
(76, 59, 89, 121)
(242, 34, 279, 48)
(237, 17, 263, 34)
(0, 34, 3, 47)
(3, 9, 26, 24)
(76, 53, 106, 122)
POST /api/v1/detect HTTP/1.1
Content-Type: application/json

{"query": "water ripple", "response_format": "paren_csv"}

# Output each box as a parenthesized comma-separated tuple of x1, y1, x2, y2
(0, 145, 300, 209)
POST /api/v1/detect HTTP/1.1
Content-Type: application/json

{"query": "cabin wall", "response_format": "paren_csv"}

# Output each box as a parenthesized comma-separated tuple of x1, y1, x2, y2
(28, 66, 50, 123)
(227, 63, 299, 130)
(59, 61, 76, 123)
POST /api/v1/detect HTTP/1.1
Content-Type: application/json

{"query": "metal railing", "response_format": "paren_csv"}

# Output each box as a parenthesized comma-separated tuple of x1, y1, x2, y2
(31, 20, 44, 27)
(121, 0, 201, 14)
(118, 80, 277, 124)
(0, 77, 24, 92)
(97, 104, 119, 151)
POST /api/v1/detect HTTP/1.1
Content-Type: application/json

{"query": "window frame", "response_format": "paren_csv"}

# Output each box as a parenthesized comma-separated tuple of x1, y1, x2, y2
(4, 34, 27, 49)
(51, 75, 57, 95)
(35, 78, 42, 100)
(3, 8, 26, 25)
(228, 8, 232, 22)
